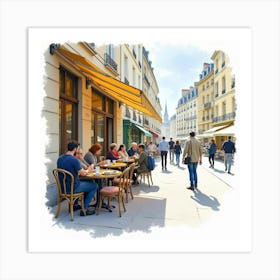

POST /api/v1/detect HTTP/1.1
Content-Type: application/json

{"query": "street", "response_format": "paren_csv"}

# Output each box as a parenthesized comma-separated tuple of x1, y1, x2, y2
(50, 155, 237, 238)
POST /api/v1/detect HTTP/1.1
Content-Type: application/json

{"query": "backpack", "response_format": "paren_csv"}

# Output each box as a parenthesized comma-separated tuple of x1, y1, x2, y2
(147, 155, 155, 171)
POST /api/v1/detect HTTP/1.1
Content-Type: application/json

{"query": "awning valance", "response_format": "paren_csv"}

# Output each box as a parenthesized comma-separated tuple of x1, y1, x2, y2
(134, 124, 152, 137)
(53, 47, 162, 122)
(204, 125, 229, 134)
(213, 125, 235, 136)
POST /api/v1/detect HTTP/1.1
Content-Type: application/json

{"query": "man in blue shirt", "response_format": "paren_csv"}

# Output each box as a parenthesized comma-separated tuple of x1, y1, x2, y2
(57, 141, 98, 216)
(168, 138, 175, 164)
(158, 136, 169, 170)
(222, 136, 236, 174)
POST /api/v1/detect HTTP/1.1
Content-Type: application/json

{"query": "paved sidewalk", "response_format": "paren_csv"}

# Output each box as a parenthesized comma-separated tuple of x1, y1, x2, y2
(49, 156, 236, 238)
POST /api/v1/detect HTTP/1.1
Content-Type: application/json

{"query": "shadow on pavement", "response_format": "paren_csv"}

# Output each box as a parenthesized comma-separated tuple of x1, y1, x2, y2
(50, 192, 166, 238)
(133, 184, 160, 194)
(212, 168, 226, 174)
(190, 189, 220, 211)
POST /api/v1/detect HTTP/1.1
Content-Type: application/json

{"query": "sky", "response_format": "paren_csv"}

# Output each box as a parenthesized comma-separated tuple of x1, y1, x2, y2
(144, 43, 213, 118)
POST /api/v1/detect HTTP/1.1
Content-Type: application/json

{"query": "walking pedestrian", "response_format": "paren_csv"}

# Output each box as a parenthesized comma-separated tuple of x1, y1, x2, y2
(208, 139, 217, 168)
(158, 136, 169, 170)
(222, 136, 236, 174)
(168, 137, 175, 163)
(174, 140, 182, 166)
(182, 132, 203, 191)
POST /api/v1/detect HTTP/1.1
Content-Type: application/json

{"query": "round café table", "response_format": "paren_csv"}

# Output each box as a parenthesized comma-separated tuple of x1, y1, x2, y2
(100, 162, 127, 169)
(117, 158, 135, 164)
(84, 169, 122, 179)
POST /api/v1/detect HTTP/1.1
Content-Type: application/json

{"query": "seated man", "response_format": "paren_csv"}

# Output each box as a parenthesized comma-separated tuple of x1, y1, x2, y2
(106, 143, 121, 161)
(75, 147, 90, 169)
(134, 144, 149, 183)
(127, 142, 138, 157)
(57, 141, 98, 216)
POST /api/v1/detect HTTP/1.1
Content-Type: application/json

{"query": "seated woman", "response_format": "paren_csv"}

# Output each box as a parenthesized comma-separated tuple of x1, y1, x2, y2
(83, 144, 111, 210)
(118, 144, 129, 160)
(106, 143, 121, 161)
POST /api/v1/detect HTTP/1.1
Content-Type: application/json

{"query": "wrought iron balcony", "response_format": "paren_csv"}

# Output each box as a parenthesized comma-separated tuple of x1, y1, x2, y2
(104, 53, 118, 72)
(204, 102, 211, 108)
(212, 112, 236, 123)
(124, 77, 129, 85)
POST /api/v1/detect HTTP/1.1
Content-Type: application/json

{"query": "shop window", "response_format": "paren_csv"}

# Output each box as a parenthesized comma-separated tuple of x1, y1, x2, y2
(59, 67, 78, 155)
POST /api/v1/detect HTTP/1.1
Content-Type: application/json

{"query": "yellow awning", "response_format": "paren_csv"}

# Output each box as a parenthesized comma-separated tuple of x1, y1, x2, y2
(55, 48, 162, 122)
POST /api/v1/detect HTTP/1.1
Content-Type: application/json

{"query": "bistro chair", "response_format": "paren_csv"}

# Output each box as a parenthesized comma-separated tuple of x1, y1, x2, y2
(113, 163, 135, 202)
(97, 167, 130, 217)
(52, 168, 86, 221)
(138, 171, 153, 187)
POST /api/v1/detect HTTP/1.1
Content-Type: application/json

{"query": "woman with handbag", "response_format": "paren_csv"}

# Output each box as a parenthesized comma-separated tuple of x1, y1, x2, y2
(174, 140, 182, 166)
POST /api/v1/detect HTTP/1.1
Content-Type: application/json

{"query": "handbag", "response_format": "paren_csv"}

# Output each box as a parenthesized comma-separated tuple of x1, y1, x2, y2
(183, 141, 192, 165)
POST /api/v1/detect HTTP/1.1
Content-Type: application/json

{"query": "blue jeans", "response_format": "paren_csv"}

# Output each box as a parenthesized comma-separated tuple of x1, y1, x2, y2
(187, 162, 198, 187)
(175, 153, 180, 165)
(75, 181, 98, 209)
(224, 153, 233, 172)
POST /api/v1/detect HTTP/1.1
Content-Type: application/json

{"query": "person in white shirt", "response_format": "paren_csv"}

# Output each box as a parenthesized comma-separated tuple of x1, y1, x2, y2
(158, 136, 169, 170)
(147, 141, 157, 157)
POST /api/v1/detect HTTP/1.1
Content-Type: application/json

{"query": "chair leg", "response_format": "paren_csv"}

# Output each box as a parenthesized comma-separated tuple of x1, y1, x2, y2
(125, 185, 128, 203)
(81, 196, 86, 216)
(118, 195, 121, 217)
(129, 184, 134, 200)
(70, 202, 74, 221)
(97, 194, 102, 215)
(122, 194, 126, 212)
(107, 196, 110, 208)
(150, 173, 153, 185)
(55, 198, 61, 218)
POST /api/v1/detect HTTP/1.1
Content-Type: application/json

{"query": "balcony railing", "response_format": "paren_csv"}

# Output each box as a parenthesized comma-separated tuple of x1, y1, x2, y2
(204, 102, 211, 108)
(144, 74, 150, 87)
(212, 112, 236, 123)
(222, 89, 226, 94)
(133, 48, 137, 59)
(124, 77, 129, 85)
(104, 53, 118, 72)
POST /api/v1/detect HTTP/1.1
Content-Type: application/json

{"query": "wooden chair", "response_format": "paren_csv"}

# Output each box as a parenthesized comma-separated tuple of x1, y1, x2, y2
(97, 167, 130, 217)
(138, 171, 153, 187)
(52, 168, 86, 221)
(113, 163, 135, 202)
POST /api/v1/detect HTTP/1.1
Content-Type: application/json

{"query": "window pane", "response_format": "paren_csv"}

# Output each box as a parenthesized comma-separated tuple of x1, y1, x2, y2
(106, 99, 114, 114)
(91, 111, 95, 145)
(92, 90, 104, 111)
(59, 68, 65, 93)
(59, 100, 62, 154)
(65, 72, 77, 98)
(97, 115, 105, 151)
(65, 102, 75, 143)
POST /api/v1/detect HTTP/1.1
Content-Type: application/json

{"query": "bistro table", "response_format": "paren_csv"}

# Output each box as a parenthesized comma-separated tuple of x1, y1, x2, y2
(117, 158, 135, 164)
(100, 162, 127, 169)
(84, 168, 122, 179)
